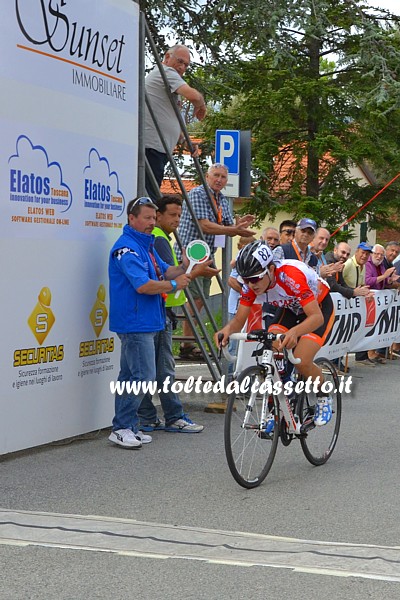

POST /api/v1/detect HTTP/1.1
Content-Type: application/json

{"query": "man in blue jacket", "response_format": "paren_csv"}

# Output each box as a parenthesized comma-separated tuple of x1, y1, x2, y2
(108, 197, 191, 449)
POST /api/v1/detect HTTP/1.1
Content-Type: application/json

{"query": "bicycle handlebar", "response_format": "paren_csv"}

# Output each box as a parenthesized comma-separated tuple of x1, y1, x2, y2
(219, 332, 301, 365)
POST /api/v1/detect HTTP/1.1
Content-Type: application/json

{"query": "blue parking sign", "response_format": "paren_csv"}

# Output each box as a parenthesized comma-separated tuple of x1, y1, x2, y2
(215, 130, 240, 175)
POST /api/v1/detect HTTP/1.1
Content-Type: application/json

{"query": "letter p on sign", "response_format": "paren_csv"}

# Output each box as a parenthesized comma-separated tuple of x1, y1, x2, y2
(220, 135, 234, 161)
(215, 130, 240, 196)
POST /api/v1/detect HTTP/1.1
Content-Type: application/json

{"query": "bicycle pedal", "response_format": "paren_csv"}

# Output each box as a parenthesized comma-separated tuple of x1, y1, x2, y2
(258, 431, 273, 439)
(300, 419, 315, 435)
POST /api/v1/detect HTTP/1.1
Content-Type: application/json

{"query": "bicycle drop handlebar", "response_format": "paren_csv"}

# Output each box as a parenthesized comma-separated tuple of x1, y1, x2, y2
(218, 332, 301, 365)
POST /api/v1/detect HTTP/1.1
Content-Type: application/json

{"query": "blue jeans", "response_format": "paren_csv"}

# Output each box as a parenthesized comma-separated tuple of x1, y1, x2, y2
(138, 316, 183, 426)
(112, 332, 157, 433)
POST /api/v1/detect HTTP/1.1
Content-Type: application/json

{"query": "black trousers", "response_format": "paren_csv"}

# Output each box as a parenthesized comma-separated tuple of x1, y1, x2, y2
(145, 148, 169, 201)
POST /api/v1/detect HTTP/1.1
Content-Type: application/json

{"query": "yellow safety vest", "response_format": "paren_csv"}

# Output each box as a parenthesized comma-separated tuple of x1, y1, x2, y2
(153, 226, 186, 307)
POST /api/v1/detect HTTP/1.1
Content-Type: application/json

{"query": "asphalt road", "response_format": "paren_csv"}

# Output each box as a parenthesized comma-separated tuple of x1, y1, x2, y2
(1, 356, 400, 599)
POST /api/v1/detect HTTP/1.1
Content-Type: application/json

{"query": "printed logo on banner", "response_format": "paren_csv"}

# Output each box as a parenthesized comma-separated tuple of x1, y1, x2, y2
(12, 288, 64, 390)
(365, 295, 376, 328)
(90, 285, 108, 338)
(78, 285, 114, 377)
(8, 135, 72, 226)
(83, 148, 125, 228)
(14, 1, 128, 103)
(365, 291, 400, 339)
(324, 295, 362, 347)
(27, 287, 55, 345)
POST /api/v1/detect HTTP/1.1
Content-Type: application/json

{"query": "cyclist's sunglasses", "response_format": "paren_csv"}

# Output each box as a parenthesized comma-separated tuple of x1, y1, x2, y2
(281, 228, 296, 235)
(242, 269, 269, 285)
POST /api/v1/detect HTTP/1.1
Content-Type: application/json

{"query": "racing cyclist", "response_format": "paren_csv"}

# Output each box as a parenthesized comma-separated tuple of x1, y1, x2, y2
(216, 241, 335, 427)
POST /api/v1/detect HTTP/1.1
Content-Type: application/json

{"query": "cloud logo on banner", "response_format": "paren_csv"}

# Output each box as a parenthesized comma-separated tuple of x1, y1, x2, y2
(83, 148, 125, 216)
(8, 135, 72, 212)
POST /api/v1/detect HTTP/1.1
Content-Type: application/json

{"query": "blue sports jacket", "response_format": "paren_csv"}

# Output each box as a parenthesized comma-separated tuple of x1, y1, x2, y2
(109, 224, 170, 333)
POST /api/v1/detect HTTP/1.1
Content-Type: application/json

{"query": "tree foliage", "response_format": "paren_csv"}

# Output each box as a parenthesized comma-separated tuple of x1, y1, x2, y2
(140, 0, 400, 232)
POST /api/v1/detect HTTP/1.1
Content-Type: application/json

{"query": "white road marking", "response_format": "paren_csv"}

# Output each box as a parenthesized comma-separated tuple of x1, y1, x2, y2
(1, 508, 400, 582)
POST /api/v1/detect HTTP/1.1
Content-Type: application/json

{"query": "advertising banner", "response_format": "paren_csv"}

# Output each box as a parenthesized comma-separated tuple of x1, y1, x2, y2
(0, 0, 139, 454)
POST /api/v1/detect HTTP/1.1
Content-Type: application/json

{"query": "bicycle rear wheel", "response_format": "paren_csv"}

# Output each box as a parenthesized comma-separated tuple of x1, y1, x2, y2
(298, 358, 342, 466)
(224, 366, 280, 488)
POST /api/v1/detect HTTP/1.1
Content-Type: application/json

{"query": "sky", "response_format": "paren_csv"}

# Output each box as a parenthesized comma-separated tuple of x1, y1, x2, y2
(367, 0, 399, 15)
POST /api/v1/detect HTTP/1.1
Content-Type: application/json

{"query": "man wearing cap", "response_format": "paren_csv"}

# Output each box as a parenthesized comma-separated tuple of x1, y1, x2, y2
(342, 242, 373, 288)
(273, 218, 318, 269)
(342, 242, 374, 366)
(325, 242, 372, 299)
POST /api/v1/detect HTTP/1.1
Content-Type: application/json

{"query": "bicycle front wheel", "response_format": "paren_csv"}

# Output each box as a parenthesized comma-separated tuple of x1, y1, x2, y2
(298, 357, 342, 466)
(224, 366, 280, 488)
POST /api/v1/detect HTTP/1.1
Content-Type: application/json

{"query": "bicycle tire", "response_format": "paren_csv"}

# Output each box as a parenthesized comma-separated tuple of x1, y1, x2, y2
(224, 366, 280, 488)
(298, 357, 342, 466)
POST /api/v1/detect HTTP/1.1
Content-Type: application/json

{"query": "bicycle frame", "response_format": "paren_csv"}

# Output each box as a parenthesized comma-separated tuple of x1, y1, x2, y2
(250, 347, 301, 435)
(223, 332, 301, 435)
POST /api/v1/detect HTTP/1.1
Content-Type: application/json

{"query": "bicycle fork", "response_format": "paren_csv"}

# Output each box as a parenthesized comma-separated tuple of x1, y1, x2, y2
(242, 371, 270, 431)
(241, 353, 302, 436)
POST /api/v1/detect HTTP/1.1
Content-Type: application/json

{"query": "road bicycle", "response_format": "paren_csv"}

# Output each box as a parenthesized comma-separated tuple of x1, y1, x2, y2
(220, 330, 342, 489)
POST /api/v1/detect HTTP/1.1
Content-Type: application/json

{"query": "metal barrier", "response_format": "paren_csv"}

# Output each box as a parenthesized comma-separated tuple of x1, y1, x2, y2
(137, 16, 231, 381)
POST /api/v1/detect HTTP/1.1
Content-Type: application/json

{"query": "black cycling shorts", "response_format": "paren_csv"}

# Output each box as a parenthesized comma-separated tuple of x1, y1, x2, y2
(268, 293, 334, 347)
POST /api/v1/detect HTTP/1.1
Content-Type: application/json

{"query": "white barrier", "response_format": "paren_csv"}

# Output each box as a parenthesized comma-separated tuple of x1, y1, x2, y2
(0, 1, 139, 455)
(235, 290, 400, 372)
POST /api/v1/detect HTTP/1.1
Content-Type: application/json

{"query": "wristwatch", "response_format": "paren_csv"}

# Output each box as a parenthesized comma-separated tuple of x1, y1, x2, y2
(170, 280, 177, 292)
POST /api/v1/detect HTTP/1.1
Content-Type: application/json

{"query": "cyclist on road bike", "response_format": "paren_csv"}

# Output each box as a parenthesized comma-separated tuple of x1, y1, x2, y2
(216, 240, 335, 427)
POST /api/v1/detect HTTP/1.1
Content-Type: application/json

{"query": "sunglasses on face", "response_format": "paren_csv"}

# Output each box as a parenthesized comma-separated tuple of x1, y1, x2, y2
(242, 270, 268, 285)
(281, 229, 295, 235)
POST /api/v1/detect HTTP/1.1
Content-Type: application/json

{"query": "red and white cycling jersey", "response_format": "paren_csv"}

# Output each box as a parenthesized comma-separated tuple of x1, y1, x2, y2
(240, 259, 330, 315)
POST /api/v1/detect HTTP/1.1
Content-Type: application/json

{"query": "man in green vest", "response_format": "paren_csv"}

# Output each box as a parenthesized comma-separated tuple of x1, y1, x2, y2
(138, 194, 218, 432)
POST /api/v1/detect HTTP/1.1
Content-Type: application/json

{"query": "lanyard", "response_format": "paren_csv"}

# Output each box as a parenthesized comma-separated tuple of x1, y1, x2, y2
(292, 240, 305, 262)
(149, 251, 167, 301)
(212, 193, 223, 224)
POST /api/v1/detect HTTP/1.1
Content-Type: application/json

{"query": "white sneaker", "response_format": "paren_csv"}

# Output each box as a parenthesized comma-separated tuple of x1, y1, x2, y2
(164, 415, 204, 433)
(109, 429, 142, 449)
(135, 430, 152, 444)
